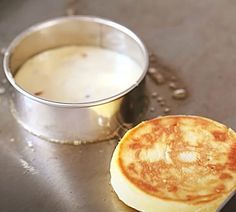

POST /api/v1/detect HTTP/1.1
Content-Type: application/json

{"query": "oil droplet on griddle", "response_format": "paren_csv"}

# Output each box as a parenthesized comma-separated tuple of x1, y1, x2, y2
(157, 96, 164, 102)
(149, 107, 155, 112)
(151, 92, 158, 98)
(172, 88, 187, 100)
(152, 72, 165, 84)
(169, 82, 177, 89)
(148, 67, 157, 74)
(164, 107, 171, 114)
(148, 66, 166, 85)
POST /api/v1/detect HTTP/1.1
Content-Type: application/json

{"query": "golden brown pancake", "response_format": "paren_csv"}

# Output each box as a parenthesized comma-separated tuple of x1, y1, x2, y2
(110, 115, 236, 212)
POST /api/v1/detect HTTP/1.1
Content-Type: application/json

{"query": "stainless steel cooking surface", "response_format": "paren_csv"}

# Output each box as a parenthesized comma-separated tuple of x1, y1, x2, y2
(0, 0, 236, 211)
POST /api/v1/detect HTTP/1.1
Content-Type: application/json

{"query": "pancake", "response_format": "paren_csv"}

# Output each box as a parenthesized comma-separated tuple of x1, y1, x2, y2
(110, 115, 236, 211)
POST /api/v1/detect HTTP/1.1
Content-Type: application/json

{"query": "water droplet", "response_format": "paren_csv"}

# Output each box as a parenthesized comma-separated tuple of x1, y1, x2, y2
(172, 88, 187, 100)
(151, 92, 158, 98)
(157, 96, 164, 102)
(169, 82, 177, 89)
(164, 107, 171, 114)
(150, 107, 155, 112)
(0, 87, 6, 95)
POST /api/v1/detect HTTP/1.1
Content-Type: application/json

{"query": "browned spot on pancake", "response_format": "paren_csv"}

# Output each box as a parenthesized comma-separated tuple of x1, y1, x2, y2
(215, 184, 225, 193)
(227, 143, 236, 171)
(128, 163, 138, 175)
(135, 178, 159, 193)
(220, 173, 232, 180)
(129, 142, 143, 150)
(195, 118, 210, 127)
(118, 116, 236, 205)
(167, 184, 178, 193)
(186, 193, 221, 204)
(208, 164, 225, 172)
(212, 131, 227, 142)
(141, 133, 156, 147)
(140, 161, 156, 179)
(135, 149, 141, 159)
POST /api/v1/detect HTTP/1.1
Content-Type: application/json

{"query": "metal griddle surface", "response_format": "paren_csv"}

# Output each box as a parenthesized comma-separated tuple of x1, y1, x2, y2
(0, 0, 236, 211)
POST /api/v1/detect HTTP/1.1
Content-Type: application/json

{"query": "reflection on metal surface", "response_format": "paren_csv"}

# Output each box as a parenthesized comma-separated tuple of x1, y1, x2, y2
(9, 86, 149, 145)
